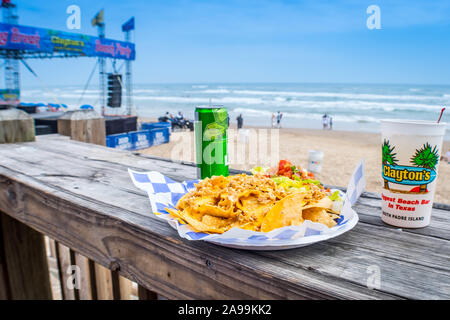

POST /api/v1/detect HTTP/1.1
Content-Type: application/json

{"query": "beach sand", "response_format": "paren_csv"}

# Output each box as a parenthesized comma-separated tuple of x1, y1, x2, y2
(138, 119, 450, 204)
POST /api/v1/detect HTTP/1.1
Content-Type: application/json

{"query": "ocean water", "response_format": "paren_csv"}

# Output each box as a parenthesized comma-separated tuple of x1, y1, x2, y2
(21, 83, 450, 140)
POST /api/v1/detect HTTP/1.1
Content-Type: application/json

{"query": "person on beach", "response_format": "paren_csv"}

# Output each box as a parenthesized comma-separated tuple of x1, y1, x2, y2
(271, 113, 276, 128)
(237, 114, 244, 129)
(276, 111, 283, 128)
(329, 116, 333, 130)
(322, 114, 328, 130)
(159, 112, 173, 123)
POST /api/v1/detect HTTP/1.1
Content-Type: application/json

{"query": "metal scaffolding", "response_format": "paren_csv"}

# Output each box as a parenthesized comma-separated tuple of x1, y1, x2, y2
(1, 1, 20, 102)
(0, 2, 134, 112)
(124, 29, 134, 115)
(96, 23, 107, 116)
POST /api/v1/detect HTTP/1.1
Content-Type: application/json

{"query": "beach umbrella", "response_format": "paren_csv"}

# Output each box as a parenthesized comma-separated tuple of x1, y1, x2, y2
(80, 104, 94, 110)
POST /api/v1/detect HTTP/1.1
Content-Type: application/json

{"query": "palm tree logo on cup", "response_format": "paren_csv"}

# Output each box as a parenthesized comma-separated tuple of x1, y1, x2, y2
(410, 143, 440, 193)
(382, 139, 398, 190)
(382, 140, 439, 195)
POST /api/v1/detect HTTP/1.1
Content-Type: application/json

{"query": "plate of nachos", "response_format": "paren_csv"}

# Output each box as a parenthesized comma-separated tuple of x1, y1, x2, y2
(129, 160, 365, 250)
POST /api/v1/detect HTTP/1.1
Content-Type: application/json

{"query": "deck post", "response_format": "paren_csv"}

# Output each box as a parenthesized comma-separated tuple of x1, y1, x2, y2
(58, 110, 135, 300)
(57, 110, 106, 146)
(0, 108, 35, 143)
(0, 108, 51, 299)
(0, 212, 52, 299)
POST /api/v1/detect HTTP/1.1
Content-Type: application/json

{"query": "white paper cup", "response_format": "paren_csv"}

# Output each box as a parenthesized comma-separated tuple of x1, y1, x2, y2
(308, 150, 323, 173)
(381, 119, 447, 228)
(238, 129, 249, 143)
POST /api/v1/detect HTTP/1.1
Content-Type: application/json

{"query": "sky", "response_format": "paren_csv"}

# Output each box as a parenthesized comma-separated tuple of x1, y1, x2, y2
(7, 0, 450, 86)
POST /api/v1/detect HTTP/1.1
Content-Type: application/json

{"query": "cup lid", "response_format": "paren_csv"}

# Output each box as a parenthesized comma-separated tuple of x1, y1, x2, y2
(381, 119, 447, 136)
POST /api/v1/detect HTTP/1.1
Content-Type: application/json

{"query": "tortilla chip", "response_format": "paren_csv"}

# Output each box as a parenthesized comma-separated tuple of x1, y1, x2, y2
(173, 208, 229, 233)
(197, 203, 236, 219)
(302, 196, 333, 210)
(261, 193, 306, 232)
(302, 207, 337, 228)
(165, 208, 187, 224)
(201, 214, 234, 229)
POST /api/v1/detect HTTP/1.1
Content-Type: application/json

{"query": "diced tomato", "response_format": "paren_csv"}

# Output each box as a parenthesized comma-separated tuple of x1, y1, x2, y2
(278, 160, 293, 178)
(278, 160, 292, 172)
(274, 159, 319, 182)
(281, 169, 292, 178)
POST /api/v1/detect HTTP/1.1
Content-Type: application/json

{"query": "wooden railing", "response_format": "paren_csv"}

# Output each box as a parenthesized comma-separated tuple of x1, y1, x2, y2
(0, 214, 158, 300)
(0, 109, 157, 300)
(47, 237, 141, 300)
(1, 108, 449, 300)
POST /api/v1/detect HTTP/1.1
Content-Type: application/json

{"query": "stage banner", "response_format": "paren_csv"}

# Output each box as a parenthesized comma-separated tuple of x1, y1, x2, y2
(0, 23, 135, 60)
(0, 89, 20, 105)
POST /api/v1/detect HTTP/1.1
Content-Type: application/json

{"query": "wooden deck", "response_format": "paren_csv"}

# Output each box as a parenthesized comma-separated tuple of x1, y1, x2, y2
(0, 134, 449, 299)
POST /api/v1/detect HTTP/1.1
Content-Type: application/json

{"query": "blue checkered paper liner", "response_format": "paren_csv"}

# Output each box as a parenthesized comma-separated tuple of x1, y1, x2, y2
(128, 160, 364, 250)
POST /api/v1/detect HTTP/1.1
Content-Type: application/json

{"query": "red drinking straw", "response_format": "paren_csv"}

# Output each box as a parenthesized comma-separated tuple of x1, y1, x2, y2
(437, 107, 445, 123)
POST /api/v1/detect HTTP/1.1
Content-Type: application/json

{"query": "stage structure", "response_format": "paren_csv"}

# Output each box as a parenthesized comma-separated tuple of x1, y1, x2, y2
(0, 0, 19, 106)
(0, 1, 136, 116)
(122, 17, 135, 116)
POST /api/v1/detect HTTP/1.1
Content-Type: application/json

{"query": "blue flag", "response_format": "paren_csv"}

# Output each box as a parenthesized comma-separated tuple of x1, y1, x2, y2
(122, 17, 134, 32)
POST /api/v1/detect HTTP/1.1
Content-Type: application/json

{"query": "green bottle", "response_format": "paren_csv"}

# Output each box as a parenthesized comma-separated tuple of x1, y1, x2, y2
(195, 106, 229, 179)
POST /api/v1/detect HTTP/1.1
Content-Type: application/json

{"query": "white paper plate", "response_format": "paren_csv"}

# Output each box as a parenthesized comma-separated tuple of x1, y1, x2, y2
(204, 214, 359, 250)
(129, 160, 365, 251)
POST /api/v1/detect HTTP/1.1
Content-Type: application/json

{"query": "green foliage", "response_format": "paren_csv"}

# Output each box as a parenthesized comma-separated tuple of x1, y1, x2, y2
(410, 143, 439, 170)
(382, 140, 398, 165)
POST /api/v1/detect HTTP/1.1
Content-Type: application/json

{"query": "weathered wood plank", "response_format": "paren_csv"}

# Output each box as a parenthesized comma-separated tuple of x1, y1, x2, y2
(0, 109, 35, 144)
(55, 242, 76, 300)
(69, 249, 80, 300)
(119, 276, 133, 300)
(54, 241, 65, 299)
(57, 110, 105, 146)
(0, 136, 448, 299)
(94, 264, 113, 300)
(0, 212, 52, 299)
(95, 264, 114, 300)
(74, 252, 93, 300)
(0, 213, 11, 300)
(48, 237, 57, 258)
